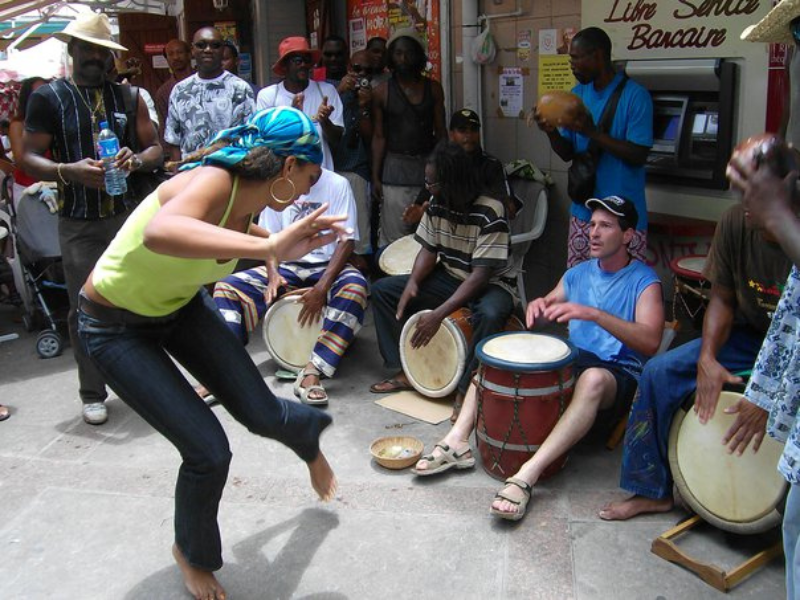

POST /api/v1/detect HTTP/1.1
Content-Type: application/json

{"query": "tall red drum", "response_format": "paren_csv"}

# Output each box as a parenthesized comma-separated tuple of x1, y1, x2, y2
(474, 332, 578, 481)
(669, 254, 709, 330)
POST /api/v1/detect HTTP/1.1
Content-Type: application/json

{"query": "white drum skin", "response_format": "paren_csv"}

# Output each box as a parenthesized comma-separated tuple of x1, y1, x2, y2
(261, 295, 319, 372)
(379, 235, 424, 276)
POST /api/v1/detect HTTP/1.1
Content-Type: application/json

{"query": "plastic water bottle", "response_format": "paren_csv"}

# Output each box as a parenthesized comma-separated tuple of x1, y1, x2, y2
(97, 120, 127, 196)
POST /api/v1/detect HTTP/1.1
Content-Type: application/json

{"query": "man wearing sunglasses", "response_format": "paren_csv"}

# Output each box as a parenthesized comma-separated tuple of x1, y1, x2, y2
(331, 50, 379, 269)
(164, 27, 255, 161)
(256, 37, 343, 171)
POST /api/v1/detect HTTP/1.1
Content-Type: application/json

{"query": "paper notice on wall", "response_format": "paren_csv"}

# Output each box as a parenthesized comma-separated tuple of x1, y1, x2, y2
(517, 29, 531, 62)
(538, 55, 577, 96)
(539, 29, 558, 56)
(499, 67, 524, 118)
(349, 18, 367, 52)
(153, 55, 168, 70)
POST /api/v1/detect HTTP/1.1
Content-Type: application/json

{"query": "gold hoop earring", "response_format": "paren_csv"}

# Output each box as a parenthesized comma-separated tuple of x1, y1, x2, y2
(269, 176, 297, 205)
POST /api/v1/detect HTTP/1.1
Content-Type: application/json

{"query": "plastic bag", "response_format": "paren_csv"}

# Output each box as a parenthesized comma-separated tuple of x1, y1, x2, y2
(471, 24, 496, 65)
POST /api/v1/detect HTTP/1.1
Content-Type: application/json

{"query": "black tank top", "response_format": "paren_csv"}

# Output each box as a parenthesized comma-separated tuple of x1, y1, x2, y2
(385, 76, 437, 156)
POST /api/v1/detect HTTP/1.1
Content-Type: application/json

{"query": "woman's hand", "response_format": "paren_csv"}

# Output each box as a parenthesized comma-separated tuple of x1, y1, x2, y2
(264, 204, 349, 263)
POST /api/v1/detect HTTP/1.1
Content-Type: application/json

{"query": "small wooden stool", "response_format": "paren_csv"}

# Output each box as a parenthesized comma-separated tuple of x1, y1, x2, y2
(651, 515, 783, 592)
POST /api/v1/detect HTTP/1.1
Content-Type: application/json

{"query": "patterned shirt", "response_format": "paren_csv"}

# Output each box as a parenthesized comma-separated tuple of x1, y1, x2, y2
(415, 195, 513, 294)
(745, 265, 800, 484)
(25, 79, 133, 219)
(164, 71, 255, 157)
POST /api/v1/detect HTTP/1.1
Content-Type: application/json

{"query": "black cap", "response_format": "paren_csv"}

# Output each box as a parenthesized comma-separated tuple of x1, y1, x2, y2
(585, 195, 638, 229)
(450, 108, 481, 130)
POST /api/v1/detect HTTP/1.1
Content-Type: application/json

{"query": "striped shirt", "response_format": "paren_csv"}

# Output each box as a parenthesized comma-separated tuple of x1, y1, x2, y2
(25, 79, 133, 220)
(415, 195, 512, 288)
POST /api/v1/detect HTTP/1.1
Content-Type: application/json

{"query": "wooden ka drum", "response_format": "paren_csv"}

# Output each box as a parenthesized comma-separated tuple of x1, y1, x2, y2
(261, 295, 319, 372)
(399, 308, 524, 398)
(669, 254, 709, 330)
(474, 332, 578, 481)
(668, 390, 787, 534)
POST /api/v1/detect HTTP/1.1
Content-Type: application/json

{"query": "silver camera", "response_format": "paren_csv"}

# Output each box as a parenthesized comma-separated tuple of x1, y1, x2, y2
(357, 77, 371, 89)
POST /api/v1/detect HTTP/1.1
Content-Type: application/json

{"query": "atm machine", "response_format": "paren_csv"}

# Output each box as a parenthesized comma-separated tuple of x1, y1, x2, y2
(624, 58, 737, 190)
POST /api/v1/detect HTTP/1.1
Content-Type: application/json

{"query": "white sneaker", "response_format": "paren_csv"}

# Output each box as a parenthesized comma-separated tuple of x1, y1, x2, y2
(82, 402, 108, 425)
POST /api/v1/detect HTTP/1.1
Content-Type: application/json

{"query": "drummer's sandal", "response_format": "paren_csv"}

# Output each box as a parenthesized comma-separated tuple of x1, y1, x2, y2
(369, 378, 413, 394)
(294, 367, 328, 406)
(489, 477, 532, 521)
(411, 442, 475, 476)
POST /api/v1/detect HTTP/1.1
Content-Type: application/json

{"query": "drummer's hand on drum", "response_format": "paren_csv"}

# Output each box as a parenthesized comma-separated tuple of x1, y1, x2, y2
(695, 357, 743, 424)
(396, 280, 418, 320)
(525, 297, 551, 328)
(722, 399, 768, 456)
(543, 301, 596, 324)
(410, 309, 444, 348)
(296, 285, 326, 328)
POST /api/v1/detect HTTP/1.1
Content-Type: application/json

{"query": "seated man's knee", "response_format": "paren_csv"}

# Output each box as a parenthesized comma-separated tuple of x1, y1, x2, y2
(575, 368, 616, 406)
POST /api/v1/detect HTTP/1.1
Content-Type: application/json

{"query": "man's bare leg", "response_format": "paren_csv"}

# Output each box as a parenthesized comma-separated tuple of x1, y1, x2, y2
(308, 450, 337, 501)
(491, 368, 617, 516)
(172, 544, 227, 600)
(415, 385, 478, 472)
(598, 495, 674, 520)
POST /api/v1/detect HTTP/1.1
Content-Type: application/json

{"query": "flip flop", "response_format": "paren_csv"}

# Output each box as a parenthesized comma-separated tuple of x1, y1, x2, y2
(489, 477, 532, 522)
(0, 404, 9, 421)
(369, 378, 413, 394)
(411, 442, 475, 476)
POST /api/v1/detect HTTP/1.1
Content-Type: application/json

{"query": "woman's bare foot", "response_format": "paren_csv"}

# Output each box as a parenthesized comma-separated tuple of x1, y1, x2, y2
(598, 495, 673, 521)
(172, 543, 227, 600)
(308, 450, 337, 501)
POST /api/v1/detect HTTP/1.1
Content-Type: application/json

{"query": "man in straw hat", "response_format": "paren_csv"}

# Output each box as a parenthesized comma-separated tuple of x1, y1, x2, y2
(256, 36, 343, 171)
(21, 11, 162, 425)
(371, 26, 446, 249)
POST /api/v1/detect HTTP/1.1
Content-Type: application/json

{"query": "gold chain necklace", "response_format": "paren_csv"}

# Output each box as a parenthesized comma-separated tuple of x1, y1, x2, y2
(69, 79, 104, 145)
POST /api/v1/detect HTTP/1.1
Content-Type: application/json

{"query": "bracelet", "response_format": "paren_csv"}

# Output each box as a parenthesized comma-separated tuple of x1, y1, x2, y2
(56, 163, 69, 186)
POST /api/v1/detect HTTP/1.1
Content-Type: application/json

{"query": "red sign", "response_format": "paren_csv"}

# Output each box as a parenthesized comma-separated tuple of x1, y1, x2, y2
(143, 43, 166, 55)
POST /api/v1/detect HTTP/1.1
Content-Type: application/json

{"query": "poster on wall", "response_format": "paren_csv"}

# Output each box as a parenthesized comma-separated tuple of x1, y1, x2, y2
(538, 55, 577, 96)
(581, 1, 771, 60)
(499, 67, 524, 118)
(349, 18, 367, 53)
(346, 0, 441, 81)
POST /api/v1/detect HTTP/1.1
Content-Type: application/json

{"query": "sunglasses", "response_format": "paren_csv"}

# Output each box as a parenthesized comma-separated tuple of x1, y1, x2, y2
(288, 54, 313, 66)
(424, 178, 441, 190)
(351, 64, 375, 75)
(194, 41, 223, 51)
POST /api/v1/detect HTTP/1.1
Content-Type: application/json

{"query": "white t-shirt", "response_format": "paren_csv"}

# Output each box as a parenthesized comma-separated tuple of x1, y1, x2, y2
(259, 168, 358, 264)
(256, 80, 343, 171)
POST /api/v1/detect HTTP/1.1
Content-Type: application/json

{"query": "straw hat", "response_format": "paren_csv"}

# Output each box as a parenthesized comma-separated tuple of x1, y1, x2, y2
(388, 26, 427, 53)
(271, 37, 321, 77)
(741, 0, 800, 44)
(55, 12, 127, 52)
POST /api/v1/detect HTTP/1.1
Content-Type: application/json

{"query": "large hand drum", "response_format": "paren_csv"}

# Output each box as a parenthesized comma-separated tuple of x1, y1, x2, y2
(475, 332, 578, 481)
(668, 390, 787, 534)
(669, 254, 709, 329)
(261, 295, 319, 372)
(399, 308, 524, 398)
(379, 235, 424, 276)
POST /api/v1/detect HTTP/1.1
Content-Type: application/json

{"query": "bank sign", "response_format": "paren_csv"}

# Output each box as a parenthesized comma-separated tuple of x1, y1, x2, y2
(582, 0, 773, 59)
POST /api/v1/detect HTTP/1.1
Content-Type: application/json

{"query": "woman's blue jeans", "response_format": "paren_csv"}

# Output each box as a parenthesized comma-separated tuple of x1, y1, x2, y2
(78, 290, 331, 571)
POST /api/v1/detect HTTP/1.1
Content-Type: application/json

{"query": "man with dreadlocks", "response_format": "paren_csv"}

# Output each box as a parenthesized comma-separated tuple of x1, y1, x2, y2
(369, 141, 516, 421)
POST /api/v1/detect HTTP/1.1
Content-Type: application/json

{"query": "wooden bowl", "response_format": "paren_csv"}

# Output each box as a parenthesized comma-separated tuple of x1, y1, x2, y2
(370, 436, 424, 470)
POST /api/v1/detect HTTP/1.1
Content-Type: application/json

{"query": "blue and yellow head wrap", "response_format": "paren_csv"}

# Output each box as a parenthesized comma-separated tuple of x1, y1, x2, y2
(179, 106, 322, 171)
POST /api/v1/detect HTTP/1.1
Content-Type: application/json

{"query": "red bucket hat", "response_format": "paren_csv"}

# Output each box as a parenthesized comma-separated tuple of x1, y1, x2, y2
(272, 37, 322, 77)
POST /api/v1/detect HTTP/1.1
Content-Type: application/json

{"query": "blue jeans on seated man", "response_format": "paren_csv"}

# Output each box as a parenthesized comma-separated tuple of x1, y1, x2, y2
(371, 266, 515, 395)
(785, 483, 800, 600)
(77, 289, 331, 571)
(619, 326, 764, 500)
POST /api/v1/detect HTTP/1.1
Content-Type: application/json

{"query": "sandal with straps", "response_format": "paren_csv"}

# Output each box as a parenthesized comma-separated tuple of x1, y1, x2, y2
(293, 366, 328, 406)
(489, 477, 532, 521)
(411, 442, 475, 476)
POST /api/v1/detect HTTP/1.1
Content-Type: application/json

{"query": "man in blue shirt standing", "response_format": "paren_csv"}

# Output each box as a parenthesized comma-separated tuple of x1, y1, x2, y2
(533, 27, 653, 267)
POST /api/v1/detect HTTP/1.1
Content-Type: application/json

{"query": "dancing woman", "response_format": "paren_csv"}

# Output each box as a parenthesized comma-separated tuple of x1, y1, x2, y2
(77, 107, 339, 600)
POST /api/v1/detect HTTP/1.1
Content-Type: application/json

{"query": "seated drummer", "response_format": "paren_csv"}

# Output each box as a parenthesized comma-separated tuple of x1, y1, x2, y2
(599, 202, 792, 521)
(212, 168, 368, 406)
(369, 140, 516, 418)
(414, 196, 664, 522)
(402, 109, 519, 226)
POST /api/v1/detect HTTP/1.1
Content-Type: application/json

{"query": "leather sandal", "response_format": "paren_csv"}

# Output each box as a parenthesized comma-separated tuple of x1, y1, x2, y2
(294, 366, 328, 406)
(411, 442, 475, 476)
(489, 477, 532, 521)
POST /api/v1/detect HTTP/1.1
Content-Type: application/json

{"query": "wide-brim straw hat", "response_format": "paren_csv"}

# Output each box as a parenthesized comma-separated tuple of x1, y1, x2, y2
(387, 26, 427, 53)
(741, 0, 800, 44)
(54, 12, 127, 52)
(271, 37, 321, 77)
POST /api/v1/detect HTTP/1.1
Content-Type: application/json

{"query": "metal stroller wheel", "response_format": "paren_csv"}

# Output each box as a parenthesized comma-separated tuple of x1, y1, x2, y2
(36, 330, 62, 358)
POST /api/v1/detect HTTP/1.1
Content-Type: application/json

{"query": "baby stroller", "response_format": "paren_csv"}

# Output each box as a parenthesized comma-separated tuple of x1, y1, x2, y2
(0, 179, 67, 358)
